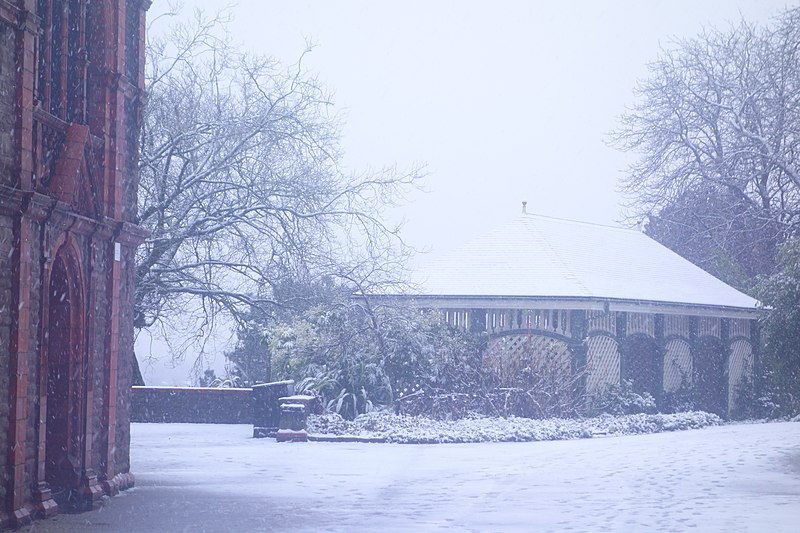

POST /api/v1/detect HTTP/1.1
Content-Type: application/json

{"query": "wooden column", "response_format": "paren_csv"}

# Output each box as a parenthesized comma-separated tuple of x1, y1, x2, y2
(654, 314, 665, 407)
(615, 311, 628, 384)
(721, 318, 731, 417)
(569, 310, 588, 400)
(688, 315, 699, 394)
(750, 319, 761, 404)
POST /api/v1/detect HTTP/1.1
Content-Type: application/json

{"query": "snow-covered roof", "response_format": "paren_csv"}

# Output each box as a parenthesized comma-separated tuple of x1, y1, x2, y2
(397, 213, 760, 317)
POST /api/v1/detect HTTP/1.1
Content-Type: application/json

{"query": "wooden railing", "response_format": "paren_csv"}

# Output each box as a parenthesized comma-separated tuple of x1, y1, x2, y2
(445, 308, 572, 337)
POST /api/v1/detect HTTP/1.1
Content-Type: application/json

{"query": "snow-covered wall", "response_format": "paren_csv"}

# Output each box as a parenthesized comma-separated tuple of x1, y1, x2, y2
(131, 386, 253, 424)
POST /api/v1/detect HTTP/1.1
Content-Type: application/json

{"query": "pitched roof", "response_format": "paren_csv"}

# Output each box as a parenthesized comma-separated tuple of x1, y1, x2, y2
(404, 213, 759, 312)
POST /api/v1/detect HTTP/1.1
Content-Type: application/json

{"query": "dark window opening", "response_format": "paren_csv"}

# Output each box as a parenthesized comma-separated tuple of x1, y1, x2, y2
(125, 1, 140, 82)
(66, 0, 82, 122)
(50, 2, 64, 117)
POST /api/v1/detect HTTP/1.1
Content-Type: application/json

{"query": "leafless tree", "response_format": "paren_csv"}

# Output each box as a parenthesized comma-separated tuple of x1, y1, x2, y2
(135, 9, 421, 371)
(612, 7, 799, 286)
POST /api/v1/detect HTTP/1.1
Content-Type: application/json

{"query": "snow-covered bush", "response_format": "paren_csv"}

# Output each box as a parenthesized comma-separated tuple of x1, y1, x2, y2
(306, 411, 723, 444)
(307, 412, 356, 435)
(381, 310, 486, 401)
(589, 379, 657, 416)
(396, 385, 587, 420)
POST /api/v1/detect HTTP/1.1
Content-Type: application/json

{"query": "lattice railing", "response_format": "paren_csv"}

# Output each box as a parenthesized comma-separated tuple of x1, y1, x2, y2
(699, 317, 721, 338)
(444, 309, 470, 329)
(587, 310, 615, 335)
(485, 309, 571, 337)
(664, 315, 690, 338)
(627, 312, 655, 336)
(729, 319, 750, 339)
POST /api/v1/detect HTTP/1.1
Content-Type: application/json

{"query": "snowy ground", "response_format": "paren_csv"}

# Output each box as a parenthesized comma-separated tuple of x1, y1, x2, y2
(28, 421, 800, 532)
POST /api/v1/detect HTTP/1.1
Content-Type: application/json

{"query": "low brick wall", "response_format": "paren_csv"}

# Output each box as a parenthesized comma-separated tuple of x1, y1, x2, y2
(131, 386, 253, 424)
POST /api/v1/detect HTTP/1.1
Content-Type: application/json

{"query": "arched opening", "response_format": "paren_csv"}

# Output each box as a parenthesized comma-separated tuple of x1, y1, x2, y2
(45, 253, 84, 505)
(484, 333, 572, 387)
(620, 335, 661, 401)
(693, 337, 726, 416)
(586, 335, 620, 396)
(483, 333, 576, 417)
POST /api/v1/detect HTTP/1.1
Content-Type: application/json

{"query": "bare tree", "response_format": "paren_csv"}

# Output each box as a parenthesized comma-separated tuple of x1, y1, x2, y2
(135, 9, 421, 373)
(612, 7, 800, 286)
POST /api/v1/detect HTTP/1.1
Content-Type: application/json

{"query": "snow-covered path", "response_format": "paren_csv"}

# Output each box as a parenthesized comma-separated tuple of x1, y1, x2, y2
(29, 422, 800, 532)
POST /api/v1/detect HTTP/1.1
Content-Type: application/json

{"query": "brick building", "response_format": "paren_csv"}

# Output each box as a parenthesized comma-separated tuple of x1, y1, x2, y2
(0, 0, 148, 526)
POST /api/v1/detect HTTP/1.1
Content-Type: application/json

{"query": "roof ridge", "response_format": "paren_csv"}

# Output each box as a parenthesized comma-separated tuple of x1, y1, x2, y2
(522, 212, 639, 233)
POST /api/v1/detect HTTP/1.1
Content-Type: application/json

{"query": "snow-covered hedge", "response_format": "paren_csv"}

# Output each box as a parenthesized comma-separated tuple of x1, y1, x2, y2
(306, 411, 723, 444)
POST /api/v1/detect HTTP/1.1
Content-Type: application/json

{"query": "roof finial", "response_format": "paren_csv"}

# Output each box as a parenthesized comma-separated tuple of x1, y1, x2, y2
(522, 201, 527, 214)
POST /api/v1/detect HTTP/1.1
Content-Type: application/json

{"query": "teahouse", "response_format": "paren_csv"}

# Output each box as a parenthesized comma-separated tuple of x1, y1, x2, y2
(385, 209, 759, 416)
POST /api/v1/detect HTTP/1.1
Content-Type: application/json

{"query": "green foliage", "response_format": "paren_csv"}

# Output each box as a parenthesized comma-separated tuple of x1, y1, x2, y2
(729, 371, 783, 420)
(195, 368, 246, 388)
(754, 238, 800, 417)
(197, 369, 218, 387)
(224, 313, 270, 386)
(270, 303, 486, 420)
(270, 302, 393, 420)
(660, 382, 696, 415)
(224, 276, 353, 386)
(381, 311, 486, 398)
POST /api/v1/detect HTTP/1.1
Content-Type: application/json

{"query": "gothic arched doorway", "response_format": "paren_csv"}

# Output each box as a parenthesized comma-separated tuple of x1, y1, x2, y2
(45, 250, 84, 505)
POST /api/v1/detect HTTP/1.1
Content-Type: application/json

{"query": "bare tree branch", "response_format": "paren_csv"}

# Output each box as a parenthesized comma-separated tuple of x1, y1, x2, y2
(611, 7, 800, 287)
(136, 9, 424, 366)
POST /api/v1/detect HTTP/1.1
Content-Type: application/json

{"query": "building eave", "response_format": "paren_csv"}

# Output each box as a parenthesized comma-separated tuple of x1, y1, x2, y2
(368, 294, 762, 320)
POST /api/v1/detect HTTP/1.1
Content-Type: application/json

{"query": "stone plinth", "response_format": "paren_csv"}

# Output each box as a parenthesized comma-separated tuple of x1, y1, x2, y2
(252, 380, 295, 438)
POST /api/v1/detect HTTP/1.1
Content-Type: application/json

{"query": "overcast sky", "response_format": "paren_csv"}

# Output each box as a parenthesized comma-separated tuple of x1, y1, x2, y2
(165, 0, 792, 254)
(142, 0, 794, 384)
